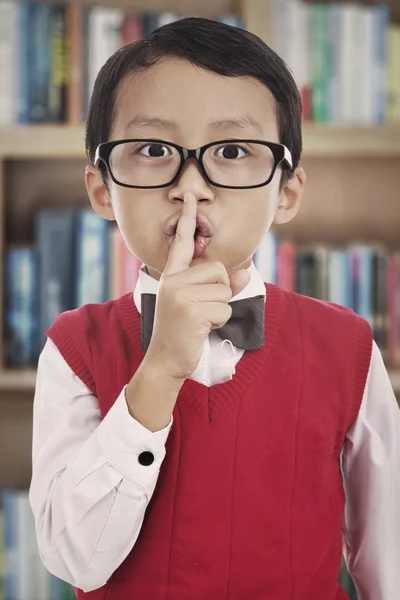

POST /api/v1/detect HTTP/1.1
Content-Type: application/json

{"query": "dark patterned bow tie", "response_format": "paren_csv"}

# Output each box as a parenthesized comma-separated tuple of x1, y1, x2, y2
(140, 293, 265, 351)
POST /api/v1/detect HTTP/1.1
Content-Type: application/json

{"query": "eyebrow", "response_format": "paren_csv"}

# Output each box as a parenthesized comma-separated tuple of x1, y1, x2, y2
(209, 116, 263, 134)
(124, 114, 263, 135)
(124, 115, 179, 134)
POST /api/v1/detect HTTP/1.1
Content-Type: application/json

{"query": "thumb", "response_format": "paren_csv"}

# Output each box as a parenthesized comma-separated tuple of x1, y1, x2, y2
(229, 268, 251, 299)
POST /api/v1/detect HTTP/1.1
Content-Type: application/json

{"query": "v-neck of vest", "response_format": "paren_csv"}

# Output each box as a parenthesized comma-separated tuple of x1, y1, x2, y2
(116, 282, 285, 422)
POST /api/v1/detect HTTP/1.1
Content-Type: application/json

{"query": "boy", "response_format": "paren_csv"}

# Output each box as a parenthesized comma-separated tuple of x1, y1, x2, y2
(29, 17, 399, 600)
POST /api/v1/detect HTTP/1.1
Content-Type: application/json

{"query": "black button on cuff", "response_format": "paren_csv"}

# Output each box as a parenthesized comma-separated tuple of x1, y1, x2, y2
(138, 451, 155, 466)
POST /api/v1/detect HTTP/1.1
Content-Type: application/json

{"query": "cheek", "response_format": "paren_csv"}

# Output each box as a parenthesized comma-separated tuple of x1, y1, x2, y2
(110, 189, 158, 256)
(232, 189, 278, 240)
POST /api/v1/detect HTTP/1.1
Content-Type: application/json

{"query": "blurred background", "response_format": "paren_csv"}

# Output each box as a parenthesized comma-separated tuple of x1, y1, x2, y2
(0, 0, 399, 598)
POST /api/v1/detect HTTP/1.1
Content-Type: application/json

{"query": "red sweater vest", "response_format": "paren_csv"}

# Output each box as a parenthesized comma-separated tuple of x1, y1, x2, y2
(47, 283, 372, 600)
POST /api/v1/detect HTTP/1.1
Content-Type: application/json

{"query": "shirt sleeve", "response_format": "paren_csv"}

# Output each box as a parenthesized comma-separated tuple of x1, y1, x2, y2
(341, 340, 400, 600)
(29, 338, 173, 593)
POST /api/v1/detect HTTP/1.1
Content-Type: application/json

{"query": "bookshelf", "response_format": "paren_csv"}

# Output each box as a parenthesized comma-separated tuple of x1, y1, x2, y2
(0, 0, 399, 493)
(2, 123, 400, 158)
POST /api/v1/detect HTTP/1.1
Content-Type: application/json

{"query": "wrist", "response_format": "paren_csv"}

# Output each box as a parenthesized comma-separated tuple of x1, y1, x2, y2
(125, 357, 184, 432)
(141, 352, 187, 392)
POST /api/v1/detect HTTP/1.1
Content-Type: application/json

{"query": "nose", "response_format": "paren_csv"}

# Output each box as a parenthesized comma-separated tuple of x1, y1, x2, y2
(168, 158, 215, 204)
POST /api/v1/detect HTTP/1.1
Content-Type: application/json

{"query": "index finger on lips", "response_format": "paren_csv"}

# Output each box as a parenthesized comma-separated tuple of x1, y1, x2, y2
(163, 192, 197, 276)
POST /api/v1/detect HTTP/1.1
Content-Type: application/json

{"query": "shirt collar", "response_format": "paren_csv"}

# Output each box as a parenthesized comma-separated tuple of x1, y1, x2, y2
(133, 261, 266, 314)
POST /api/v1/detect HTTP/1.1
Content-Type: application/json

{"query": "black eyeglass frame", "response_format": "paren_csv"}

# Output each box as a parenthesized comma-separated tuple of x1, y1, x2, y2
(94, 138, 293, 190)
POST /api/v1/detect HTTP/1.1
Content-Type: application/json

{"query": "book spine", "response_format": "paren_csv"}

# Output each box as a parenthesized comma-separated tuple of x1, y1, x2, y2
(121, 14, 143, 45)
(120, 239, 142, 296)
(18, 1, 30, 123)
(110, 226, 122, 300)
(388, 252, 400, 368)
(276, 242, 295, 292)
(310, 4, 330, 123)
(328, 250, 343, 306)
(295, 250, 317, 298)
(81, 7, 90, 121)
(372, 4, 389, 123)
(0, 1, 18, 125)
(254, 232, 277, 284)
(315, 247, 329, 301)
(395, 254, 400, 367)
(387, 26, 400, 123)
(297, 1, 311, 122)
(3, 489, 16, 600)
(49, 4, 68, 123)
(338, 5, 358, 125)
(5, 248, 38, 367)
(0, 505, 4, 600)
(328, 3, 341, 124)
(87, 8, 123, 108)
(15, 491, 36, 600)
(354, 246, 373, 326)
(29, 3, 52, 123)
(75, 210, 109, 306)
(372, 248, 388, 360)
(353, 7, 374, 125)
(67, 4, 83, 123)
(36, 209, 76, 351)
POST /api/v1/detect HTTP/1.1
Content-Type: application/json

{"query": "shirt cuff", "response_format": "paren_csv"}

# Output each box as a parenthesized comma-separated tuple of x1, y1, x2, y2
(96, 385, 173, 489)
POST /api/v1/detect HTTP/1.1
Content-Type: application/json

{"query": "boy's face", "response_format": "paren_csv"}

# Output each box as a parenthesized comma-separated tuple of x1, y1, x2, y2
(86, 57, 305, 280)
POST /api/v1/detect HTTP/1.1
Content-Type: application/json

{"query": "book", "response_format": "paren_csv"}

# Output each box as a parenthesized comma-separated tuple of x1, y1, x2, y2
(18, 1, 31, 124)
(66, 3, 84, 123)
(349, 245, 373, 327)
(310, 3, 330, 123)
(387, 25, 400, 122)
(372, 4, 390, 124)
(75, 210, 109, 307)
(328, 249, 351, 308)
(0, 1, 20, 126)
(372, 247, 388, 361)
(388, 252, 400, 367)
(86, 7, 124, 108)
(276, 241, 295, 292)
(48, 4, 68, 123)
(36, 209, 76, 350)
(110, 226, 142, 298)
(1, 489, 74, 600)
(4, 247, 38, 367)
(254, 231, 277, 284)
(29, 2, 52, 123)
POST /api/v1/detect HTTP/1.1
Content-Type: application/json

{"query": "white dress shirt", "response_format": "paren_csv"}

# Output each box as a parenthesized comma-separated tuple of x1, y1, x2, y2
(29, 262, 400, 598)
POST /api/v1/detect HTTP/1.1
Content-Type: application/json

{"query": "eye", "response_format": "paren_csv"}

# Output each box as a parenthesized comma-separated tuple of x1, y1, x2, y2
(214, 145, 248, 159)
(138, 143, 172, 158)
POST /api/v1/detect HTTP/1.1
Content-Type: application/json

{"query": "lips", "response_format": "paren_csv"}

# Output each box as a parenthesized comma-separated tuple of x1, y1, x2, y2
(164, 213, 213, 258)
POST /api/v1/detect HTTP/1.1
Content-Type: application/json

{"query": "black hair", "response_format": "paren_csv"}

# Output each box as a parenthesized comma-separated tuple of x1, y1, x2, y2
(85, 17, 302, 187)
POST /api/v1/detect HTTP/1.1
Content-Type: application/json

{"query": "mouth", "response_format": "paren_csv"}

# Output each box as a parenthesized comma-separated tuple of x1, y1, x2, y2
(164, 214, 213, 258)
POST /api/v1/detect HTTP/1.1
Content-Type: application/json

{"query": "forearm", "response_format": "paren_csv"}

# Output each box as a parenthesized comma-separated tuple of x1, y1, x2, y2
(30, 386, 172, 592)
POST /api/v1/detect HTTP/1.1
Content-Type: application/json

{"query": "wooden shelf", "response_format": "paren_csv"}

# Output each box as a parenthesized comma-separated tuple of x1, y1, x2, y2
(302, 124, 400, 158)
(0, 368, 399, 393)
(1, 124, 400, 160)
(0, 369, 37, 390)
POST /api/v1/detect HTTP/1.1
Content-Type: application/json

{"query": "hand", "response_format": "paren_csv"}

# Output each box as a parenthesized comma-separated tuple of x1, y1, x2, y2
(144, 192, 251, 383)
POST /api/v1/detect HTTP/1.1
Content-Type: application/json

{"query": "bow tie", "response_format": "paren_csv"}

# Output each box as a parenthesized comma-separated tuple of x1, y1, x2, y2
(140, 293, 265, 351)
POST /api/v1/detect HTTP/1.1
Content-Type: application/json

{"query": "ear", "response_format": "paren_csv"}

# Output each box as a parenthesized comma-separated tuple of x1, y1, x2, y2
(85, 164, 116, 221)
(273, 167, 306, 225)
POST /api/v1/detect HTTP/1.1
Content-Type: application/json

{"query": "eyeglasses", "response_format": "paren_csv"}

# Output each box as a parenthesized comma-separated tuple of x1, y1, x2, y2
(94, 138, 293, 190)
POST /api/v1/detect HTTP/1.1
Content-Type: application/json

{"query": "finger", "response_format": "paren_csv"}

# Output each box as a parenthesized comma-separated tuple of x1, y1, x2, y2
(229, 269, 251, 298)
(179, 261, 230, 287)
(204, 302, 233, 329)
(163, 191, 197, 276)
(183, 283, 232, 303)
